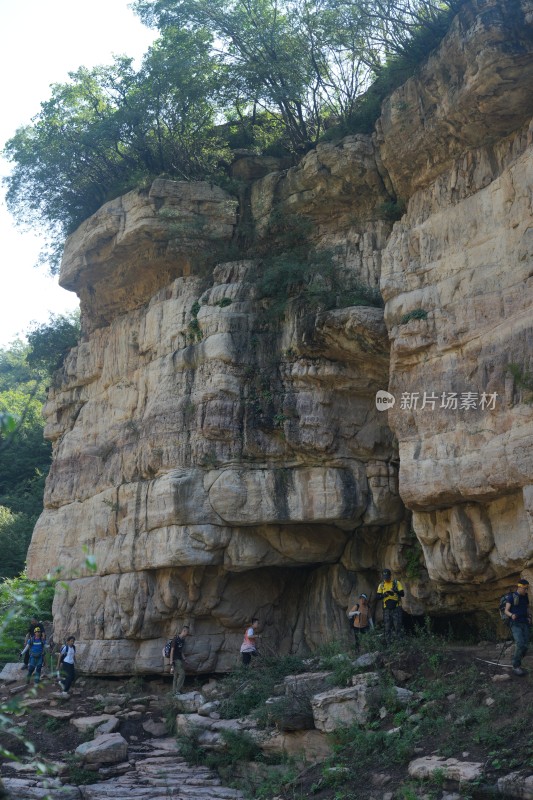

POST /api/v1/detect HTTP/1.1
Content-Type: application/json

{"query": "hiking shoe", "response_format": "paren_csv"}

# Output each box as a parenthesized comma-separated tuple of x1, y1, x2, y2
(513, 667, 527, 676)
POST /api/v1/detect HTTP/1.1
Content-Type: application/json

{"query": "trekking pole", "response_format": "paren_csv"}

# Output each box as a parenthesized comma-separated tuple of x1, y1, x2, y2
(492, 627, 513, 676)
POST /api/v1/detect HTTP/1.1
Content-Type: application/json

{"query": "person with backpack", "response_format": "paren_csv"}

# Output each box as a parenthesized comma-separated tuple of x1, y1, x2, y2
(56, 636, 77, 692)
(376, 569, 405, 644)
(348, 593, 374, 650)
(169, 626, 190, 695)
(504, 578, 531, 676)
(240, 618, 260, 666)
(20, 627, 45, 685)
(21, 617, 46, 671)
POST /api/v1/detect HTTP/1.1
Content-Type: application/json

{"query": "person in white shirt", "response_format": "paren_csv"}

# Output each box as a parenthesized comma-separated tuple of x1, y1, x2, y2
(56, 636, 77, 692)
(240, 618, 260, 666)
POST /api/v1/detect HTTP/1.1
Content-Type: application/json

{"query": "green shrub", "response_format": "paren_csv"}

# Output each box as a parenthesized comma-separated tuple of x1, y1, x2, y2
(63, 754, 98, 786)
(400, 308, 428, 324)
(378, 198, 406, 221)
(507, 363, 533, 401)
(214, 297, 233, 308)
(404, 528, 424, 581)
(217, 654, 308, 720)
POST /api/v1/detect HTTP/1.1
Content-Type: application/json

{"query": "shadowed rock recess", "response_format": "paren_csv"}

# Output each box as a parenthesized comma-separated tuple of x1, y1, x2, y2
(27, 0, 533, 674)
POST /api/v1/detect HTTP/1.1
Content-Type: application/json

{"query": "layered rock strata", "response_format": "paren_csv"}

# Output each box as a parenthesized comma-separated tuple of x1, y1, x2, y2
(27, 0, 533, 671)
(29, 251, 404, 672)
(378, 0, 533, 608)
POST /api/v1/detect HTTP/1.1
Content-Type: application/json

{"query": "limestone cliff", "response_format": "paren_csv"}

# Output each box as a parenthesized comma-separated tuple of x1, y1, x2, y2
(27, 0, 533, 673)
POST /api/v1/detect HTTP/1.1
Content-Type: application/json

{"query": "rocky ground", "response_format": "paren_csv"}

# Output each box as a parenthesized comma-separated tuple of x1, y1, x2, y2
(1, 636, 533, 800)
(0, 667, 243, 800)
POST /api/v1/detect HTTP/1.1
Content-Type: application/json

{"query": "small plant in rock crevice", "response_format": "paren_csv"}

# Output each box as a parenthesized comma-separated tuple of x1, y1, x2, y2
(188, 300, 203, 342)
(400, 308, 428, 324)
(214, 296, 233, 308)
(251, 210, 383, 321)
(63, 754, 98, 786)
(507, 362, 533, 402)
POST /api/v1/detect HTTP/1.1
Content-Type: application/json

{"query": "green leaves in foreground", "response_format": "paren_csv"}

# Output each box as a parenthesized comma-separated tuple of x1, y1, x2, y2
(0, 573, 55, 669)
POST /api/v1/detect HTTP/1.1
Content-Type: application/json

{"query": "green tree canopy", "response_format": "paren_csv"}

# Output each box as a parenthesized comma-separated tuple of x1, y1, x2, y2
(26, 311, 81, 374)
(4, 0, 463, 270)
(3, 31, 228, 271)
(0, 316, 80, 579)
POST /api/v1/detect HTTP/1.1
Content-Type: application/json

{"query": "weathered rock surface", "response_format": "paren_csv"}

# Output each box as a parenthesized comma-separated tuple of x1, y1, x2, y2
(1, 736, 244, 800)
(408, 756, 483, 783)
(377, 0, 533, 199)
(25, 0, 533, 672)
(75, 732, 128, 764)
(0, 663, 25, 683)
(60, 179, 238, 332)
(497, 771, 533, 799)
(380, 0, 533, 610)
(28, 241, 401, 672)
(70, 715, 116, 733)
(260, 729, 332, 763)
(311, 673, 382, 731)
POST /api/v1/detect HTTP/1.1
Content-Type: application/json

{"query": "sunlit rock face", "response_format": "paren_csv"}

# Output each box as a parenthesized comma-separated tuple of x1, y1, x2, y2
(379, 0, 533, 609)
(59, 179, 238, 332)
(27, 0, 533, 672)
(29, 202, 403, 674)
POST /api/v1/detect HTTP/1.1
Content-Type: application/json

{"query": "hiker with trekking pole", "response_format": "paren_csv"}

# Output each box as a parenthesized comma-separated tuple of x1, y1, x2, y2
(348, 592, 374, 651)
(503, 578, 531, 676)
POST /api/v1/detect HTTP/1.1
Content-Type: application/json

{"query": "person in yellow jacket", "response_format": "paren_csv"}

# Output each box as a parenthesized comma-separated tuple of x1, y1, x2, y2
(376, 569, 405, 643)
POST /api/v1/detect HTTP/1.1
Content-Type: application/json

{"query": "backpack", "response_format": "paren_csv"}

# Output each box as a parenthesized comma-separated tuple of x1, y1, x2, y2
(163, 639, 173, 659)
(499, 592, 519, 624)
(60, 644, 75, 663)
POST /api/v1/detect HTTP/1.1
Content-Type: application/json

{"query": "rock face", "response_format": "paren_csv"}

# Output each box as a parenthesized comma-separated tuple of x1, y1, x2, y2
(380, 0, 533, 610)
(27, 0, 533, 672)
(28, 248, 403, 673)
(60, 179, 238, 332)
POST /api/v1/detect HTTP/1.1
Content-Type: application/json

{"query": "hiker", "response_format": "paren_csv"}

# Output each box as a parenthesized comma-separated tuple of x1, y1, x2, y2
(20, 627, 45, 685)
(240, 618, 260, 666)
(21, 617, 46, 670)
(169, 626, 190, 695)
(56, 636, 77, 693)
(376, 569, 405, 643)
(348, 593, 374, 650)
(504, 578, 531, 676)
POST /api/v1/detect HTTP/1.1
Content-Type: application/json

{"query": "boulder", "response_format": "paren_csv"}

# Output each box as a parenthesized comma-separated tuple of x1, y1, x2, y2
(95, 717, 121, 735)
(283, 671, 333, 696)
(408, 756, 483, 783)
(0, 663, 26, 684)
(497, 771, 533, 799)
(198, 701, 220, 716)
(312, 680, 379, 732)
(142, 719, 168, 737)
(260, 729, 332, 763)
(75, 732, 128, 764)
(173, 691, 205, 713)
(71, 714, 114, 733)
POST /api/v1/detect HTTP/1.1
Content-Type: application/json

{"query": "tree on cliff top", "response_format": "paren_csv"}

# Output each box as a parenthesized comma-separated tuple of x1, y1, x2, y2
(3, 29, 227, 272)
(3, 0, 463, 271)
(134, 0, 464, 142)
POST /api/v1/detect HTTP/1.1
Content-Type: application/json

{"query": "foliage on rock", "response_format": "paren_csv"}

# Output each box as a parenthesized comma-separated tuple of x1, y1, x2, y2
(4, 0, 464, 270)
